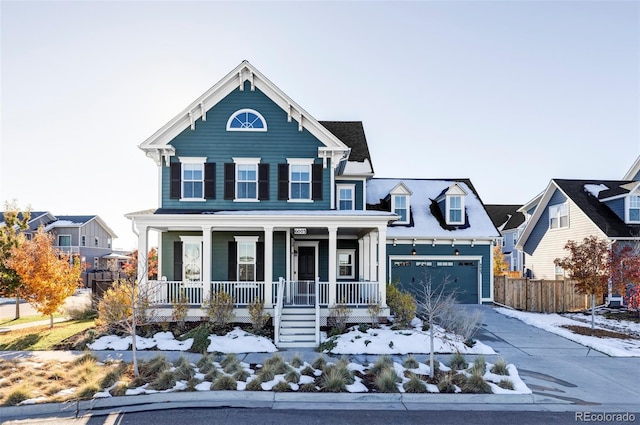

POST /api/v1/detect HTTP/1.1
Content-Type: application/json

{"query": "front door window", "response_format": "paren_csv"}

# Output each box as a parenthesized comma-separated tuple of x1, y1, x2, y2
(183, 241, 202, 282)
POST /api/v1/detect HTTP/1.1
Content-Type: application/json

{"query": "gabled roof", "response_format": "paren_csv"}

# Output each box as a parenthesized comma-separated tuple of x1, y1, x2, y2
(623, 155, 640, 180)
(45, 215, 118, 238)
(485, 205, 526, 231)
(366, 178, 500, 238)
(320, 121, 374, 175)
(517, 179, 640, 249)
(139, 60, 350, 165)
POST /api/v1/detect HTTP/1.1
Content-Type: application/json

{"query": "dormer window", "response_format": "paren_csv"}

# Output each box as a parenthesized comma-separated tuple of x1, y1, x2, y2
(393, 195, 408, 223)
(442, 183, 467, 225)
(226, 109, 267, 131)
(627, 195, 640, 223)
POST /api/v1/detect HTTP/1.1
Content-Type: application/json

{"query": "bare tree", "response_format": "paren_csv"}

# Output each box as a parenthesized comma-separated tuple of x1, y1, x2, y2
(413, 276, 456, 378)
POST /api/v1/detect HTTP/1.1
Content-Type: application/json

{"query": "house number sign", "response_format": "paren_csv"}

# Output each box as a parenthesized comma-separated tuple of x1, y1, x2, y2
(293, 228, 307, 235)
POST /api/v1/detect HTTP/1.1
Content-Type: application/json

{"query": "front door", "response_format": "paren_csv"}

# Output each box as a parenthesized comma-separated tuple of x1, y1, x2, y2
(294, 246, 315, 305)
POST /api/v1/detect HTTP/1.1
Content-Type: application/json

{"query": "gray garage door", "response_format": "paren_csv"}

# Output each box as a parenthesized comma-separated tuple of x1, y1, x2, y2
(390, 259, 479, 304)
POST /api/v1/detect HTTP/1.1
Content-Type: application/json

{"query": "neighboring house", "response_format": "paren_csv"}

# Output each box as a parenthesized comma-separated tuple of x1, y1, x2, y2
(516, 179, 640, 282)
(485, 205, 526, 275)
(1, 212, 119, 284)
(127, 61, 499, 347)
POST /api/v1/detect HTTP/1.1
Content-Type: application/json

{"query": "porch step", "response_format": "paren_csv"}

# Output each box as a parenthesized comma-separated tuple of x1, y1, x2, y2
(277, 307, 317, 348)
(277, 341, 318, 349)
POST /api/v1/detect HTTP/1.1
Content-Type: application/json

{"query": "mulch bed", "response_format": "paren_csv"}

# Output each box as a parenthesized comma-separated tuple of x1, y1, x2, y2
(561, 324, 638, 340)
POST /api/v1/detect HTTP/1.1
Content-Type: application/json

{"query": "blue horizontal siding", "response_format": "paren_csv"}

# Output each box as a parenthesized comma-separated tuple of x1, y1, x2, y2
(524, 189, 567, 255)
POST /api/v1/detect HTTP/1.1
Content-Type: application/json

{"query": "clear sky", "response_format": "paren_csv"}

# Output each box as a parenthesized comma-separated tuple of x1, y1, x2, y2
(1, 1, 639, 250)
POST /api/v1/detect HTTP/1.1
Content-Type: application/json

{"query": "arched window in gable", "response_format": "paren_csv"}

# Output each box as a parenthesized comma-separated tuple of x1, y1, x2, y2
(226, 109, 267, 131)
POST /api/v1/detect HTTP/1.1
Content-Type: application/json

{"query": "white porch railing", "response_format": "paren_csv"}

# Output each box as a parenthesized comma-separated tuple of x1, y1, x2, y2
(147, 280, 379, 307)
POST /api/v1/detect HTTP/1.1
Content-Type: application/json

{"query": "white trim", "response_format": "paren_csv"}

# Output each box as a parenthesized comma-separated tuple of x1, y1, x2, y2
(226, 108, 267, 132)
(234, 236, 260, 243)
(548, 202, 569, 230)
(179, 236, 203, 282)
(57, 234, 72, 247)
(179, 158, 206, 201)
(446, 194, 465, 225)
(286, 158, 314, 165)
(287, 158, 313, 201)
(625, 193, 640, 224)
(391, 194, 409, 224)
(232, 157, 261, 164)
(234, 236, 259, 282)
(233, 158, 261, 202)
(294, 241, 319, 282)
(178, 156, 207, 163)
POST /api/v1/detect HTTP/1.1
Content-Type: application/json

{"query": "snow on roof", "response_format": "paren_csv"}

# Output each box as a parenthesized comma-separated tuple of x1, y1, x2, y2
(584, 183, 609, 198)
(43, 220, 81, 231)
(343, 159, 373, 175)
(367, 179, 499, 238)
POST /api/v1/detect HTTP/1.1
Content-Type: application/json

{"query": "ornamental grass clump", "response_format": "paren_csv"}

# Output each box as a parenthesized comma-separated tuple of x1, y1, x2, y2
(3, 386, 32, 406)
(471, 356, 486, 375)
(220, 354, 239, 369)
(311, 355, 327, 371)
(301, 365, 316, 377)
(497, 378, 515, 390)
(298, 383, 318, 392)
(374, 367, 401, 393)
(174, 363, 196, 381)
(272, 380, 292, 392)
(211, 375, 237, 391)
(233, 369, 251, 382)
(263, 354, 290, 374)
(140, 356, 171, 382)
(449, 352, 467, 371)
(150, 371, 176, 391)
(204, 368, 221, 382)
(369, 355, 394, 376)
(289, 353, 304, 368)
(402, 355, 419, 370)
(223, 360, 243, 375)
(490, 358, 509, 376)
(462, 370, 492, 394)
(245, 377, 263, 391)
(285, 369, 300, 384)
(403, 373, 427, 393)
(320, 367, 348, 392)
(437, 374, 455, 393)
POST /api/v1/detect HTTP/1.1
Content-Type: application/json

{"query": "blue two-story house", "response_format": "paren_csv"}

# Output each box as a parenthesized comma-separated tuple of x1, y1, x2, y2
(128, 61, 499, 347)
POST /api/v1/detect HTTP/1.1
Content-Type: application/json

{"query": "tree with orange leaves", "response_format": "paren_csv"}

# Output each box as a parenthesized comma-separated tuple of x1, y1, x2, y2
(122, 248, 158, 280)
(8, 228, 82, 328)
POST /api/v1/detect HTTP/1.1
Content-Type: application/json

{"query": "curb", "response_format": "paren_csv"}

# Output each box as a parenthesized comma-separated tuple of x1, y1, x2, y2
(0, 391, 547, 420)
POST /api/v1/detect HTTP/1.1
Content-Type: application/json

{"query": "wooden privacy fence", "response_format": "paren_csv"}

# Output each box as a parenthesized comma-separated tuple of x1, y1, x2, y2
(494, 275, 588, 313)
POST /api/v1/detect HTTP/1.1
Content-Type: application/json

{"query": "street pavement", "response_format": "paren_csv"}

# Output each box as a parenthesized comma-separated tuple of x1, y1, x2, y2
(1, 305, 639, 422)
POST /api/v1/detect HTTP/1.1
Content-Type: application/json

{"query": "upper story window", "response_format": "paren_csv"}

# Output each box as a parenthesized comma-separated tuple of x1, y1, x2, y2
(549, 203, 569, 229)
(512, 232, 518, 245)
(171, 157, 212, 202)
(233, 158, 260, 201)
(278, 159, 322, 202)
(337, 184, 355, 210)
(58, 235, 71, 247)
(392, 195, 409, 223)
(628, 195, 640, 223)
(94, 236, 99, 247)
(226, 109, 267, 131)
(81, 235, 86, 247)
(447, 195, 463, 224)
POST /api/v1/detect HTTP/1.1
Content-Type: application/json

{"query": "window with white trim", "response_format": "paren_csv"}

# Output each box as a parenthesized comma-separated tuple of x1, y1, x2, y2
(58, 235, 71, 247)
(447, 195, 463, 224)
(81, 235, 86, 247)
(392, 195, 408, 223)
(288, 159, 312, 200)
(181, 236, 202, 282)
(512, 232, 518, 245)
(549, 203, 569, 229)
(235, 159, 259, 200)
(628, 195, 640, 223)
(337, 184, 355, 210)
(183, 162, 204, 199)
(226, 109, 267, 131)
(337, 249, 355, 279)
(235, 236, 258, 281)
(511, 251, 519, 271)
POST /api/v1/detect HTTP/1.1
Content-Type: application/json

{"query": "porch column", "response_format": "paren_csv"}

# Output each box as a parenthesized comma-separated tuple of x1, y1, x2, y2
(202, 226, 212, 303)
(377, 225, 387, 307)
(369, 231, 377, 282)
(137, 223, 149, 294)
(362, 234, 370, 281)
(264, 226, 274, 306)
(328, 226, 338, 306)
(358, 237, 364, 280)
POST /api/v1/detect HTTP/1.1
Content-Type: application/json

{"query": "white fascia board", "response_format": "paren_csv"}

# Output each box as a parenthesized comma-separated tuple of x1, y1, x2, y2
(139, 61, 350, 157)
(623, 156, 640, 180)
(92, 216, 119, 238)
(517, 191, 544, 214)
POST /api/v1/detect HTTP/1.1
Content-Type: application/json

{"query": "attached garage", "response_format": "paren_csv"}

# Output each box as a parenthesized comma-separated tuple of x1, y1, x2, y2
(389, 256, 481, 304)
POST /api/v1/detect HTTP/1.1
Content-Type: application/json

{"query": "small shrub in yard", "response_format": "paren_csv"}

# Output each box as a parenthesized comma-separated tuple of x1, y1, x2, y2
(150, 371, 176, 391)
(186, 377, 202, 391)
(358, 323, 369, 333)
(403, 373, 427, 393)
(220, 354, 239, 369)
(110, 383, 129, 397)
(75, 383, 100, 400)
(202, 291, 235, 332)
(73, 352, 98, 366)
(437, 374, 456, 393)
(173, 355, 190, 370)
(174, 363, 195, 381)
(328, 301, 352, 334)
(451, 372, 468, 388)
(223, 361, 243, 375)
(449, 352, 468, 371)
(311, 355, 327, 371)
(285, 370, 300, 384)
(257, 366, 275, 383)
(403, 355, 419, 370)
(99, 369, 123, 389)
(171, 290, 190, 332)
(272, 380, 292, 392)
(248, 298, 271, 334)
(263, 354, 290, 374)
(463, 371, 492, 394)
(325, 362, 354, 385)
(289, 353, 304, 368)
(369, 355, 394, 376)
(140, 356, 171, 381)
(471, 356, 486, 375)
(301, 365, 316, 377)
(386, 283, 416, 328)
(196, 354, 214, 369)
(211, 375, 237, 391)
(184, 323, 212, 354)
(299, 383, 318, 392)
(65, 302, 98, 320)
(3, 387, 32, 406)
(245, 377, 263, 391)
(490, 358, 509, 376)
(375, 367, 401, 393)
(233, 369, 251, 382)
(497, 378, 515, 390)
(320, 367, 347, 392)
(204, 368, 221, 382)
(367, 298, 382, 328)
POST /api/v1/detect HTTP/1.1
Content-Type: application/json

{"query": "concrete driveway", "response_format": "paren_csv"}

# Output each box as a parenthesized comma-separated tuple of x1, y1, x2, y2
(471, 305, 640, 411)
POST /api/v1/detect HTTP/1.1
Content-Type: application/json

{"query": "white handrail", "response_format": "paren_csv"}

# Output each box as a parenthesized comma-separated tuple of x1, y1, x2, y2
(274, 277, 285, 346)
(315, 277, 320, 345)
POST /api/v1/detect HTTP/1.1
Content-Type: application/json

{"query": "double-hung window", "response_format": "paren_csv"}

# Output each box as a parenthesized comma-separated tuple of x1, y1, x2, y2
(628, 195, 640, 222)
(549, 203, 569, 229)
(181, 159, 205, 200)
(337, 184, 355, 210)
(288, 159, 313, 201)
(393, 195, 408, 223)
(337, 249, 355, 279)
(448, 195, 463, 224)
(235, 236, 258, 281)
(237, 163, 258, 200)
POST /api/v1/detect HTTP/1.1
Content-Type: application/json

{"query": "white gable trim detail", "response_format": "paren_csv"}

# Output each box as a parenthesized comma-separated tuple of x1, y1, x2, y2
(139, 61, 350, 164)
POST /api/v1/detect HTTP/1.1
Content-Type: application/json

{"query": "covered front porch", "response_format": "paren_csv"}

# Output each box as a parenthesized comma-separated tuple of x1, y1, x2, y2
(129, 210, 395, 346)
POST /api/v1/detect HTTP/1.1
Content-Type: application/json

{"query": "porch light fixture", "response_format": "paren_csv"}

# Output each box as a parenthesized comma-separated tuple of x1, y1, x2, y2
(411, 248, 417, 255)
(454, 249, 460, 256)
